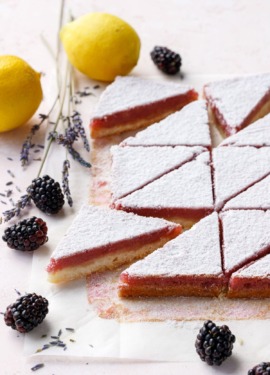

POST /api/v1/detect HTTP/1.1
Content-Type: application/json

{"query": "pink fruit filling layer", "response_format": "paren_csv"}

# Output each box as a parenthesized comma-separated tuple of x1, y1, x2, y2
(91, 90, 198, 132)
(47, 226, 181, 273)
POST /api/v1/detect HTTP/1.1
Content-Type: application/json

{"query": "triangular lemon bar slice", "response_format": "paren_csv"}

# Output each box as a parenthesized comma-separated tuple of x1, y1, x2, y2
(220, 113, 270, 147)
(110, 145, 204, 200)
(47, 205, 181, 283)
(224, 174, 270, 210)
(120, 100, 211, 148)
(204, 73, 270, 136)
(221, 210, 270, 276)
(228, 254, 270, 298)
(90, 76, 198, 138)
(213, 147, 270, 210)
(119, 213, 225, 298)
(113, 152, 214, 228)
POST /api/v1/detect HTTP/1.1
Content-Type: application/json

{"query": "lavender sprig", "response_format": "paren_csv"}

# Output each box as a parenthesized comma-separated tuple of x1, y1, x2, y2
(71, 111, 90, 151)
(66, 146, 91, 168)
(62, 159, 73, 207)
(20, 114, 49, 166)
(48, 130, 91, 168)
(1, 194, 31, 222)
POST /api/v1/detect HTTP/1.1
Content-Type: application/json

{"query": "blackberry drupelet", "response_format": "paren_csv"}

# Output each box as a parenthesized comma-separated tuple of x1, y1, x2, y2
(2, 216, 48, 251)
(27, 175, 64, 214)
(248, 362, 270, 375)
(4, 293, 49, 333)
(195, 320, 235, 366)
(150, 46, 182, 75)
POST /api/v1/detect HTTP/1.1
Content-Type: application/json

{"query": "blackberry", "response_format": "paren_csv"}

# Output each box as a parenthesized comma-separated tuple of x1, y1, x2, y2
(195, 320, 235, 366)
(2, 216, 48, 251)
(248, 362, 270, 375)
(150, 46, 182, 75)
(4, 293, 49, 333)
(27, 175, 64, 215)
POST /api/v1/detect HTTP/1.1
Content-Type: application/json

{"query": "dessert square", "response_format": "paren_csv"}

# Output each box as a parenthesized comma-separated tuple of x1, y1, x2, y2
(90, 76, 198, 138)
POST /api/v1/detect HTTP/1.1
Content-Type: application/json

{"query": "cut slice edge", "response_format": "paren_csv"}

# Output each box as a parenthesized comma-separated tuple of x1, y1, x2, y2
(221, 210, 270, 277)
(219, 113, 270, 147)
(90, 76, 198, 138)
(228, 253, 270, 298)
(118, 212, 225, 298)
(120, 100, 211, 148)
(223, 173, 270, 211)
(113, 151, 214, 228)
(110, 145, 205, 201)
(47, 205, 182, 283)
(204, 73, 270, 137)
(212, 147, 270, 211)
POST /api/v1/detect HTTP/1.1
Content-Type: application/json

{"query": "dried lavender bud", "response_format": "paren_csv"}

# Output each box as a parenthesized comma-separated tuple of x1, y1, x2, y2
(71, 111, 90, 151)
(49, 130, 90, 168)
(31, 363, 44, 372)
(7, 170, 15, 178)
(20, 114, 48, 166)
(62, 159, 73, 207)
(67, 146, 91, 168)
(2, 194, 32, 222)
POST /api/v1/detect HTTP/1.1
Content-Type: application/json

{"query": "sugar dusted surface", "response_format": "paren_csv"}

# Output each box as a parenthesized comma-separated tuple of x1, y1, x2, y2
(121, 100, 211, 147)
(121, 213, 221, 278)
(220, 113, 270, 147)
(110, 145, 204, 200)
(224, 174, 270, 210)
(204, 73, 270, 132)
(233, 254, 270, 277)
(115, 152, 213, 210)
(87, 116, 270, 324)
(92, 76, 193, 118)
(213, 147, 270, 210)
(221, 210, 270, 274)
(50, 205, 178, 261)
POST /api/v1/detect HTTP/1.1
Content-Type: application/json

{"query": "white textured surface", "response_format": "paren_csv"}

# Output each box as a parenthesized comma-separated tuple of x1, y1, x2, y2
(233, 254, 270, 277)
(204, 73, 270, 133)
(121, 100, 211, 147)
(213, 147, 270, 210)
(116, 152, 213, 210)
(122, 213, 222, 277)
(221, 210, 270, 274)
(92, 76, 193, 118)
(110, 145, 204, 200)
(50, 205, 178, 261)
(220, 113, 270, 147)
(224, 174, 270, 210)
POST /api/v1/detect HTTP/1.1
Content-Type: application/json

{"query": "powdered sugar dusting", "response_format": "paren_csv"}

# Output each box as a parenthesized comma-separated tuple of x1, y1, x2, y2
(204, 73, 270, 133)
(224, 174, 270, 210)
(233, 254, 270, 277)
(220, 113, 270, 147)
(213, 147, 270, 210)
(115, 151, 214, 210)
(121, 100, 211, 147)
(221, 210, 270, 274)
(121, 213, 221, 277)
(50, 205, 179, 260)
(92, 76, 194, 118)
(110, 145, 204, 200)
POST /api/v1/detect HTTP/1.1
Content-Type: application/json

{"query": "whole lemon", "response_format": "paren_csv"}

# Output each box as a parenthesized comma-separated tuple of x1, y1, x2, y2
(0, 55, 43, 133)
(60, 13, 141, 82)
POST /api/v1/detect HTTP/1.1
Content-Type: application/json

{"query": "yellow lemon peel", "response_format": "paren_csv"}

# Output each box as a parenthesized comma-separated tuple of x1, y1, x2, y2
(0, 55, 43, 132)
(60, 13, 141, 82)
